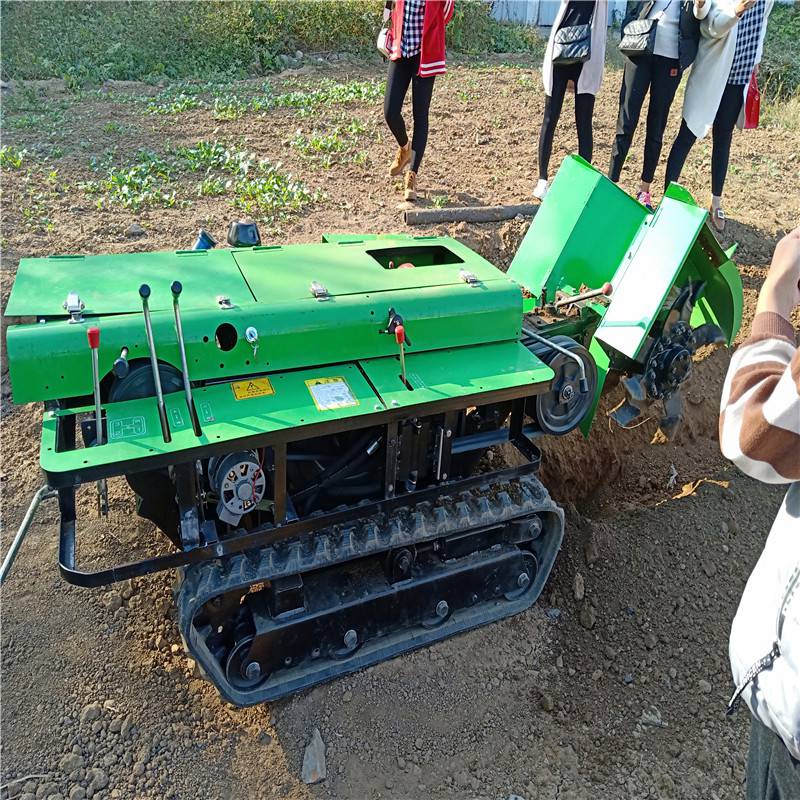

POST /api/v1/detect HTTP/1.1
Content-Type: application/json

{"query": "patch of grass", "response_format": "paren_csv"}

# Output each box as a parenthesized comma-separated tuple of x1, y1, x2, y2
(762, 93, 800, 131)
(79, 149, 177, 209)
(147, 92, 204, 115)
(761, 3, 800, 101)
(102, 121, 125, 134)
(431, 195, 450, 209)
(231, 161, 321, 219)
(0, 145, 28, 169)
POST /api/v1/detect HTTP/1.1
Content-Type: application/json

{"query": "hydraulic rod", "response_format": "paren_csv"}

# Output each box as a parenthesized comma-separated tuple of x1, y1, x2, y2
(138, 284, 172, 443)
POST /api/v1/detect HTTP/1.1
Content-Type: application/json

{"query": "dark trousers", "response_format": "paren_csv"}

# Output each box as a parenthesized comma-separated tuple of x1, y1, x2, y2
(383, 54, 435, 174)
(538, 62, 595, 180)
(664, 81, 745, 196)
(608, 54, 683, 184)
(746, 717, 800, 800)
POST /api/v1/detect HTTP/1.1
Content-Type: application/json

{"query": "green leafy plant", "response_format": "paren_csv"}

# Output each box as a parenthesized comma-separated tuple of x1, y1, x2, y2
(231, 161, 321, 219)
(0, 145, 28, 169)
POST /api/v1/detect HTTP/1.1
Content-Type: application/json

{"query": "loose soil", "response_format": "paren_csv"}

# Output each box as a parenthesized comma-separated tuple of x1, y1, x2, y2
(1, 56, 799, 800)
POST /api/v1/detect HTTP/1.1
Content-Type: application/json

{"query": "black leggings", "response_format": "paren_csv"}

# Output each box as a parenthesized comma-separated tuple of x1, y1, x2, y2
(609, 54, 683, 184)
(538, 62, 595, 180)
(383, 54, 435, 174)
(664, 82, 745, 197)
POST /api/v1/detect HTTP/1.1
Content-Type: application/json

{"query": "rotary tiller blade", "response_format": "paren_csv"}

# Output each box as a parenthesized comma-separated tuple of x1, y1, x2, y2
(658, 391, 685, 440)
(609, 375, 649, 428)
(690, 323, 726, 350)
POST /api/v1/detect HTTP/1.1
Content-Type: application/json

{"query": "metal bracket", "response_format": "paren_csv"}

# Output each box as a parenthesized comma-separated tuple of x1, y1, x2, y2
(62, 291, 85, 323)
(310, 281, 330, 301)
(458, 270, 480, 286)
(217, 295, 234, 310)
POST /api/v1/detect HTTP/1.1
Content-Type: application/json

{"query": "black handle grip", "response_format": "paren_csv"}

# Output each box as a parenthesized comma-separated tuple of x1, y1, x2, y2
(171, 281, 183, 298)
(139, 284, 151, 299)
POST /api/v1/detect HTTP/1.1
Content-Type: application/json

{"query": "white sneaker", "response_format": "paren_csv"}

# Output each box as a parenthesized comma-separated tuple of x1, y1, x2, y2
(533, 179, 549, 200)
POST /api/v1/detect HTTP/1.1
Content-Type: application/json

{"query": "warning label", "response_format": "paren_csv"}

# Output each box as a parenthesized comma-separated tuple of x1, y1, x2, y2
(306, 377, 359, 411)
(231, 377, 275, 400)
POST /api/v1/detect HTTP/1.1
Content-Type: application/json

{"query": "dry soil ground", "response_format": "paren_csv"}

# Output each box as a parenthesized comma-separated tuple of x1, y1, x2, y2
(1, 56, 799, 800)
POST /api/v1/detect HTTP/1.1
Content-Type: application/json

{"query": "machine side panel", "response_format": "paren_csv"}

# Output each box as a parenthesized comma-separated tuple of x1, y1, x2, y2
(507, 156, 648, 300)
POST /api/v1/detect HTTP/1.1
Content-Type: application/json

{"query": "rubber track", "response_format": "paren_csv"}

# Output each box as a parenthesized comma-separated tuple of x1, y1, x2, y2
(176, 472, 563, 704)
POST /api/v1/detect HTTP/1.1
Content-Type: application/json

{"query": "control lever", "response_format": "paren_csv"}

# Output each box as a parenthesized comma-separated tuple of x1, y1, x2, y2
(171, 281, 202, 437)
(381, 308, 412, 388)
(87, 326, 109, 515)
(553, 282, 613, 309)
(113, 346, 130, 378)
(138, 284, 172, 443)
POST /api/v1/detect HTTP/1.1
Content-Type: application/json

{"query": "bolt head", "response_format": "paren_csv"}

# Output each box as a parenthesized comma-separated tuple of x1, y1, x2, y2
(343, 629, 358, 650)
(435, 600, 449, 618)
(517, 572, 530, 589)
(245, 661, 261, 680)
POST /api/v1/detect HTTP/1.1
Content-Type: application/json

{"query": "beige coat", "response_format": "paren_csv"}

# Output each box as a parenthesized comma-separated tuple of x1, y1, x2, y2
(682, 0, 774, 138)
(542, 0, 608, 97)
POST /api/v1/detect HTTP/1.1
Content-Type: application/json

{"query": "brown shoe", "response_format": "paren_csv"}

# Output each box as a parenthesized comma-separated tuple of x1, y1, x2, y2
(389, 142, 412, 177)
(404, 170, 417, 201)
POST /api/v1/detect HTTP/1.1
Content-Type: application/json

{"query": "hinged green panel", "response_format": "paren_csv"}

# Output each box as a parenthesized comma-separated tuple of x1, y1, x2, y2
(4, 249, 254, 317)
(359, 341, 553, 410)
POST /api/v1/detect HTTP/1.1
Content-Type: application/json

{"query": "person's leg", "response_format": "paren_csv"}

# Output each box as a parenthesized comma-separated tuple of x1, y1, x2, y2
(640, 56, 682, 192)
(664, 119, 698, 190)
(746, 716, 800, 800)
(608, 56, 651, 183)
(383, 58, 413, 147)
(537, 65, 571, 181)
(711, 82, 745, 199)
(575, 92, 596, 164)
(409, 70, 436, 173)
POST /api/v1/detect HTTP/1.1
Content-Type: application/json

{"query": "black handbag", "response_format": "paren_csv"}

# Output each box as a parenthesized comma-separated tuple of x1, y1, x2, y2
(619, 0, 672, 59)
(552, 3, 596, 66)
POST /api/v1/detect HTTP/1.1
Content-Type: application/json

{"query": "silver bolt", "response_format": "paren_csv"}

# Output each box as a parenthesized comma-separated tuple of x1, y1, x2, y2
(245, 661, 261, 680)
(446, 429, 452, 438)
(387, 484, 394, 493)
(343, 629, 358, 650)
(517, 572, 530, 589)
(391, 399, 399, 407)
(435, 600, 449, 619)
(284, 656, 292, 666)
(441, 473, 448, 480)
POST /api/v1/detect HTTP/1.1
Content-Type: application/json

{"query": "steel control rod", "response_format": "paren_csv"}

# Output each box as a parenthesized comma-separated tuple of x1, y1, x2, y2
(171, 281, 202, 436)
(138, 284, 172, 443)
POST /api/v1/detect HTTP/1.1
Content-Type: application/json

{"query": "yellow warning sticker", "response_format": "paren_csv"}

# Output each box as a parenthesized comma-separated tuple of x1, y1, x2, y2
(306, 377, 359, 411)
(231, 377, 275, 400)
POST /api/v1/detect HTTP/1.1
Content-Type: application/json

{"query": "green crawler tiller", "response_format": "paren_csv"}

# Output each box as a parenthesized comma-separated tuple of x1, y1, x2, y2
(2, 157, 742, 705)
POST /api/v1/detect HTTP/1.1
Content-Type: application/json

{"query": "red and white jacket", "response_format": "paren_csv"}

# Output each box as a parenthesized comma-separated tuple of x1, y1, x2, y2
(388, 0, 455, 77)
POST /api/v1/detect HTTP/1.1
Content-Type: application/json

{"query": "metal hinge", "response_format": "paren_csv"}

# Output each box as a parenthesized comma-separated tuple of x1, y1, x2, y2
(62, 291, 85, 323)
(310, 281, 330, 301)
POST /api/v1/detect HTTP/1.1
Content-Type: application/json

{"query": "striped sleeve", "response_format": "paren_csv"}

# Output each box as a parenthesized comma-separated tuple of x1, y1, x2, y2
(719, 312, 800, 484)
(443, 0, 455, 25)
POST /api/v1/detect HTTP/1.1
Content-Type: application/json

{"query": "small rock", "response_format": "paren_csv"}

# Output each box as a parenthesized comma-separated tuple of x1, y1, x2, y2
(698, 679, 712, 694)
(301, 727, 326, 784)
(170, 644, 180, 655)
(579, 603, 596, 630)
(120, 716, 134, 739)
(80, 702, 102, 723)
(415, 737, 423, 750)
(109, 717, 123, 734)
(155, 634, 167, 651)
(701, 560, 717, 577)
(584, 534, 600, 566)
(105, 593, 123, 612)
(541, 694, 554, 712)
(546, 607, 562, 620)
(573, 572, 585, 601)
(623, 672, 635, 685)
(68, 788, 86, 800)
(87, 768, 108, 791)
(124, 222, 146, 238)
(132, 762, 146, 777)
(592, 669, 603, 681)
(342, 690, 352, 703)
(294, 50, 304, 60)
(60, 752, 84, 772)
(644, 633, 658, 650)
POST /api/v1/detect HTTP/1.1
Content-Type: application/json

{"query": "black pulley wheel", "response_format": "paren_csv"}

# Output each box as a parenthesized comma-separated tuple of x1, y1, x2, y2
(226, 637, 269, 690)
(109, 362, 184, 402)
(527, 335, 597, 435)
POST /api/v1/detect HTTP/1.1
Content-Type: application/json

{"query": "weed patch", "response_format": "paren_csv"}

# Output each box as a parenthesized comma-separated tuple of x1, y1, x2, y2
(1, 145, 28, 169)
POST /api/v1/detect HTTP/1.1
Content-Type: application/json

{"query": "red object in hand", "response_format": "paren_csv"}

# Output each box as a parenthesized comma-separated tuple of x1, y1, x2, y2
(745, 72, 760, 130)
(87, 326, 100, 349)
(394, 324, 405, 345)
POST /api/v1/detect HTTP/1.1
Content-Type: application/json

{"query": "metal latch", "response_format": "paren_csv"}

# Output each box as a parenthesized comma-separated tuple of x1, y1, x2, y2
(217, 295, 234, 309)
(458, 269, 479, 286)
(310, 281, 330, 301)
(62, 291, 85, 323)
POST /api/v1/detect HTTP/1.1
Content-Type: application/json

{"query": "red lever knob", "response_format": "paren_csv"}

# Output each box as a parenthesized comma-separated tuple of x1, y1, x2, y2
(395, 324, 405, 345)
(87, 326, 100, 350)
(601, 282, 613, 296)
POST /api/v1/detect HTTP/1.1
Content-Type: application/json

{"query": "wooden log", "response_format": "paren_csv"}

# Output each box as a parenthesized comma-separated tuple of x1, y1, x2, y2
(404, 203, 539, 226)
